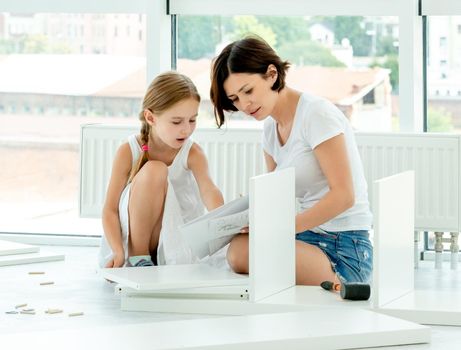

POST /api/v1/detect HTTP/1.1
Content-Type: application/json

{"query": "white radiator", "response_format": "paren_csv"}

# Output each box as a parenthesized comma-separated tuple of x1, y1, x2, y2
(356, 133, 460, 232)
(79, 124, 265, 218)
(80, 124, 461, 232)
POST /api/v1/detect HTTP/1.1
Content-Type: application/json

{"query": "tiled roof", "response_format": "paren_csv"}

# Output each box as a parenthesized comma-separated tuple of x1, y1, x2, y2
(0, 55, 389, 105)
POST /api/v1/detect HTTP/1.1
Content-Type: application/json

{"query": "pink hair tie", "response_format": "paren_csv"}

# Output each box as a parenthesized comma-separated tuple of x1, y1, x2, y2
(141, 144, 149, 152)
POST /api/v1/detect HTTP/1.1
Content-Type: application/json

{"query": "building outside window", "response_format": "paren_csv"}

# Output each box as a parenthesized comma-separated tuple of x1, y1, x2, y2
(176, 15, 399, 132)
(0, 12, 146, 236)
(427, 16, 461, 133)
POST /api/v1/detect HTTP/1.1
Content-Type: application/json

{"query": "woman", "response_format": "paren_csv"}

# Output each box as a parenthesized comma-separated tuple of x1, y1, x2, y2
(210, 36, 373, 285)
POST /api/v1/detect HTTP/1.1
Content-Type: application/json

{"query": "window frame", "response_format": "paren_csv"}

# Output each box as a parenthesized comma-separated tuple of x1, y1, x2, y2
(422, 2, 461, 132)
(422, 0, 461, 15)
(0, 0, 172, 80)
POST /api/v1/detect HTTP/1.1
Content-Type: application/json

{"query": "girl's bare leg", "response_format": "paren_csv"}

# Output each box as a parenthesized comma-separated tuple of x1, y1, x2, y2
(127, 161, 168, 258)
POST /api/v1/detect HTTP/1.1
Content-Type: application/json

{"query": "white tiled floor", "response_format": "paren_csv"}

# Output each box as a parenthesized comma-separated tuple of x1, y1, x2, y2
(0, 245, 460, 349)
(0, 245, 212, 336)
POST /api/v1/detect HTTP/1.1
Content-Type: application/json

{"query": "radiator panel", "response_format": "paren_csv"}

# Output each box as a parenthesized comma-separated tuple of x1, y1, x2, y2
(79, 124, 136, 218)
(79, 125, 264, 218)
(80, 125, 460, 232)
(356, 133, 459, 232)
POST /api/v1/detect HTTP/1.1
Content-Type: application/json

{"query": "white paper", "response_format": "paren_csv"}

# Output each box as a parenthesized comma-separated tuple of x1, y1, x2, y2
(179, 196, 249, 258)
(209, 209, 249, 237)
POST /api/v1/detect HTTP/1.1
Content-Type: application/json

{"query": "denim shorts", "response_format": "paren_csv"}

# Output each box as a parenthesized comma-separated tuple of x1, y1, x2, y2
(295, 229, 373, 283)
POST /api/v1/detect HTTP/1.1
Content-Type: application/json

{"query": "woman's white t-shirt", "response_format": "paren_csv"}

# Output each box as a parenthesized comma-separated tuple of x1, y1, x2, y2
(262, 93, 372, 232)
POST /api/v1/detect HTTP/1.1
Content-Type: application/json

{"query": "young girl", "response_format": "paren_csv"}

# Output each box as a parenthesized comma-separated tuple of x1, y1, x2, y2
(210, 36, 373, 286)
(99, 71, 224, 268)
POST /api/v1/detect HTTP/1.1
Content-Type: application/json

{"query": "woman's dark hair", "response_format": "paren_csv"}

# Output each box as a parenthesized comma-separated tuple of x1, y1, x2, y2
(210, 36, 290, 128)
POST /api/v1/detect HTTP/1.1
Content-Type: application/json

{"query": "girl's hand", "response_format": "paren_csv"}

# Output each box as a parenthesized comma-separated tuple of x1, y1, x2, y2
(105, 251, 125, 268)
(239, 226, 249, 234)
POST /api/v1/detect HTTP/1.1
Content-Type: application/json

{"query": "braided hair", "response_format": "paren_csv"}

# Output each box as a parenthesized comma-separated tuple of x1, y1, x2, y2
(127, 71, 200, 183)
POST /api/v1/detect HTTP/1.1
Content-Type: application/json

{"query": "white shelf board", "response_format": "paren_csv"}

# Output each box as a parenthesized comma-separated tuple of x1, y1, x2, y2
(0, 239, 39, 256)
(259, 285, 461, 327)
(119, 286, 369, 316)
(121, 294, 304, 315)
(260, 285, 371, 308)
(0, 251, 64, 267)
(2, 308, 430, 350)
(378, 289, 461, 326)
(100, 264, 248, 291)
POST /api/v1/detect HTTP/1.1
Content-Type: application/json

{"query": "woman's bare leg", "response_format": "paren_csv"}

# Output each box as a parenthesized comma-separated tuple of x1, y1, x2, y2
(227, 234, 337, 285)
(295, 241, 337, 285)
(127, 161, 168, 257)
(226, 233, 249, 274)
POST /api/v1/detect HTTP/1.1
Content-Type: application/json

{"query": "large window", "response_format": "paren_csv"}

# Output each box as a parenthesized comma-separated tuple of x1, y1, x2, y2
(0, 12, 146, 235)
(0, 0, 444, 239)
(176, 15, 399, 132)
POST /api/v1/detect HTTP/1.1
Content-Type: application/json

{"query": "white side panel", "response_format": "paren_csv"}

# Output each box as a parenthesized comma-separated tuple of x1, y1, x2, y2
(357, 132, 459, 232)
(373, 171, 415, 308)
(249, 168, 296, 302)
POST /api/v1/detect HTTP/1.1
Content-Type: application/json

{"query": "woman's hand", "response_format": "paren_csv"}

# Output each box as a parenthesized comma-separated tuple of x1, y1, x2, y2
(239, 226, 249, 234)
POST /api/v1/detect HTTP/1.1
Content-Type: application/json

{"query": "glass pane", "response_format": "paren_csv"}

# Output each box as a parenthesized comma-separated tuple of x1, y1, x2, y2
(427, 16, 461, 133)
(427, 232, 454, 251)
(177, 15, 400, 131)
(0, 13, 146, 235)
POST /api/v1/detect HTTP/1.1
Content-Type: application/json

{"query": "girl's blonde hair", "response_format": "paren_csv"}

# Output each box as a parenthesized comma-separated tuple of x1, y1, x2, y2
(127, 71, 200, 183)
